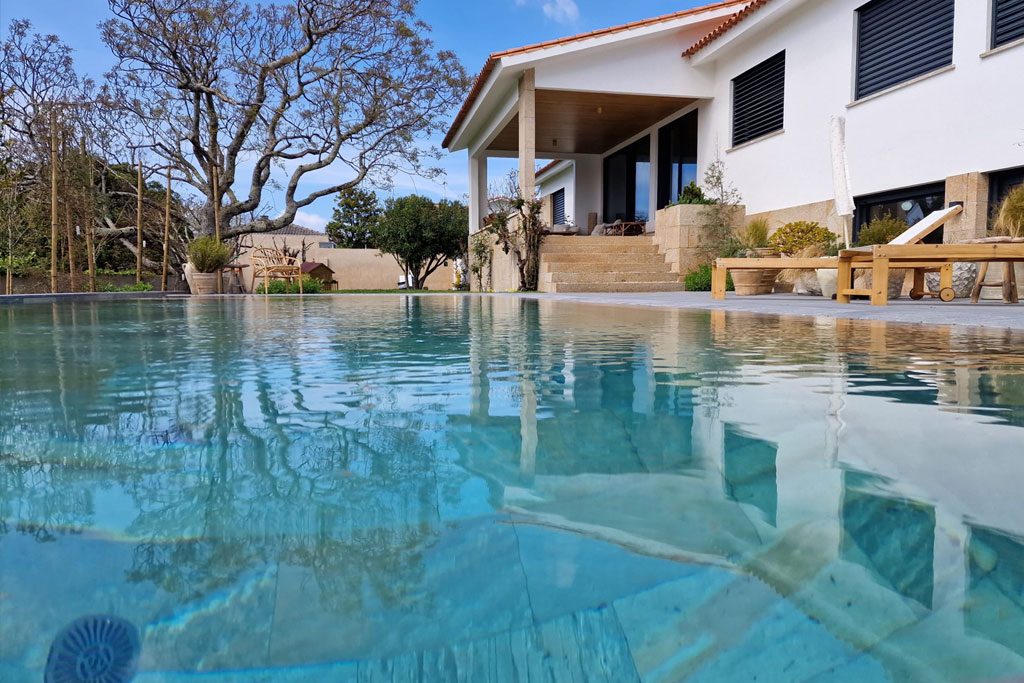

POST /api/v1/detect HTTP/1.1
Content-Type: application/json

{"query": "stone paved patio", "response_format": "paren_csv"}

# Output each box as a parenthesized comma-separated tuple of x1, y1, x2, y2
(517, 292, 1024, 332)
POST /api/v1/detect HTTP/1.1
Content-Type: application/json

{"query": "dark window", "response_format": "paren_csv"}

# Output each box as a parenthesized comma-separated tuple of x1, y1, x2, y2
(855, 0, 954, 100)
(731, 51, 785, 147)
(603, 136, 650, 223)
(657, 111, 699, 209)
(854, 182, 946, 243)
(993, 0, 1024, 49)
(552, 188, 566, 225)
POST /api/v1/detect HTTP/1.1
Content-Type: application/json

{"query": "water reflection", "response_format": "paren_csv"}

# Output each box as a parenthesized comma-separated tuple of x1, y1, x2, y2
(1, 297, 1023, 681)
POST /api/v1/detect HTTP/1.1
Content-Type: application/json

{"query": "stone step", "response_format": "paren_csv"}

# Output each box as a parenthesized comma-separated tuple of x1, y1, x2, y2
(549, 281, 686, 293)
(541, 259, 669, 273)
(542, 242, 657, 255)
(546, 271, 682, 285)
(542, 253, 665, 266)
(542, 236, 653, 248)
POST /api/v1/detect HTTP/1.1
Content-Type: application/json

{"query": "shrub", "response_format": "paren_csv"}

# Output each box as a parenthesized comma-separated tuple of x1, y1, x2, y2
(855, 214, 907, 247)
(684, 264, 733, 292)
(739, 217, 771, 251)
(188, 236, 232, 273)
(100, 282, 154, 292)
(768, 221, 836, 256)
(254, 276, 322, 294)
(995, 186, 1024, 239)
(672, 181, 713, 206)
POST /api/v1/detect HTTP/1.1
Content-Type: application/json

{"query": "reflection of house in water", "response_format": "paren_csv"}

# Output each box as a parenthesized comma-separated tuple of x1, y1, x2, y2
(455, 298, 1024, 676)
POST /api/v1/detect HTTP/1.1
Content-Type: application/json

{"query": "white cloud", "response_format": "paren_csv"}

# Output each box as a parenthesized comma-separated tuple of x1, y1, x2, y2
(516, 0, 580, 25)
(293, 210, 329, 232)
(542, 0, 580, 24)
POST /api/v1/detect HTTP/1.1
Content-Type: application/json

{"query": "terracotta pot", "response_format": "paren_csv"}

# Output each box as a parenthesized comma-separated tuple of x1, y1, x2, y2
(732, 269, 766, 296)
(190, 272, 220, 295)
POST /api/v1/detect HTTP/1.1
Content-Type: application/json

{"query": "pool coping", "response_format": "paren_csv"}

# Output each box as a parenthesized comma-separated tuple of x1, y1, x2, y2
(4, 290, 1024, 332)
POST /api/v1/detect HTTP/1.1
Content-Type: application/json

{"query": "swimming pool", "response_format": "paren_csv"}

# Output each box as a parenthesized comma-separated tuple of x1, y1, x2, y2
(1, 296, 1022, 682)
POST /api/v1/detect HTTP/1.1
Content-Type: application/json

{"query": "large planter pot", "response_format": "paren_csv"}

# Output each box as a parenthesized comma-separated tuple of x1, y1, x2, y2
(855, 269, 907, 300)
(816, 269, 838, 300)
(924, 262, 979, 299)
(190, 272, 221, 295)
(731, 269, 766, 296)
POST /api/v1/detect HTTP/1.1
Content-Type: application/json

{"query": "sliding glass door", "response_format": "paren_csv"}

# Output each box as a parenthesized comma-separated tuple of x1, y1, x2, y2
(657, 111, 698, 209)
(603, 136, 650, 223)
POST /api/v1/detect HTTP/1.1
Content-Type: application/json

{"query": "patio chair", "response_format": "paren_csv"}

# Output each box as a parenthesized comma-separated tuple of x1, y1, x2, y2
(250, 247, 303, 294)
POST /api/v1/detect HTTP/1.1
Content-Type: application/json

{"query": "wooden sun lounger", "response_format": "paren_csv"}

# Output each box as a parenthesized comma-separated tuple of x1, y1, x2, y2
(838, 242, 1024, 306)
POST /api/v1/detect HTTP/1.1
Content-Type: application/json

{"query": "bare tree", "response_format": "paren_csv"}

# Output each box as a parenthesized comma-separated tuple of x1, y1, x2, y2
(101, 0, 468, 239)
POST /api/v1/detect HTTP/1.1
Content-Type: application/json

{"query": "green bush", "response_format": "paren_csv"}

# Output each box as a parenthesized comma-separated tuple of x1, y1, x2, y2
(684, 264, 733, 292)
(254, 276, 322, 294)
(671, 181, 714, 206)
(0, 251, 46, 276)
(188, 236, 232, 273)
(100, 281, 154, 293)
(767, 221, 836, 256)
(855, 214, 907, 247)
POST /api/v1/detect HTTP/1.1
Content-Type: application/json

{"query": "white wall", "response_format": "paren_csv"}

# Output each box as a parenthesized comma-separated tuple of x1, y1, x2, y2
(695, 0, 1024, 215)
(534, 26, 717, 97)
(538, 162, 575, 223)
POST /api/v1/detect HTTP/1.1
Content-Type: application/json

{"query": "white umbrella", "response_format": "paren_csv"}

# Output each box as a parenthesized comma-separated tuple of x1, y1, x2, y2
(830, 115, 855, 248)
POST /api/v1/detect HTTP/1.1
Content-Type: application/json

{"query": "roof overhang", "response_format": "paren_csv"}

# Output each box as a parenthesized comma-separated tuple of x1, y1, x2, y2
(685, 0, 809, 64)
(444, 0, 748, 153)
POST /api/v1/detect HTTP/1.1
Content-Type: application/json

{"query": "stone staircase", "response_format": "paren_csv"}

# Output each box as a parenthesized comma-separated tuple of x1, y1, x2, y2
(538, 236, 684, 293)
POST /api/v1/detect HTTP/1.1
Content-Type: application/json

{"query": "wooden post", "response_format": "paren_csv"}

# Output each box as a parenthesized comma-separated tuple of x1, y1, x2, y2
(82, 137, 96, 293)
(836, 257, 852, 304)
(871, 256, 890, 307)
(161, 167, 171, 292)
(64, 196, 77, 292)
(49, 109, 59, 293)
(136, 160, 144, 284)
(212, 165, 223, 294)
(711, 262, 727, 299)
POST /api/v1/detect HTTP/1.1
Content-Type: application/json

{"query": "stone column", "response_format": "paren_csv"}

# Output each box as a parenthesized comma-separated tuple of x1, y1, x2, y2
(944, 172, 990, 243)
(518, 69, 537, 200)
(468, 154, 488, 233)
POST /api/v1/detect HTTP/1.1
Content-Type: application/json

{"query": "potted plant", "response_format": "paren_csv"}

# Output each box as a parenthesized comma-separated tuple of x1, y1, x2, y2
(992, 186, 1024, 298)
(769, 221, 838, 296)
(730, 217, 779, 295)
(853, 215, 908, 300)
(187, 236, 231, 295)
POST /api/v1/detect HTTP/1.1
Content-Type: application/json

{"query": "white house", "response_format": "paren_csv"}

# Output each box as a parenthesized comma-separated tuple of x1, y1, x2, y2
(445, 0, 1024, 290)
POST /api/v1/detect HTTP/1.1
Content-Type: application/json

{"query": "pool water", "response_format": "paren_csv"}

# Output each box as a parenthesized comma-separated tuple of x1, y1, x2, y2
(1, 296, 1023, 682)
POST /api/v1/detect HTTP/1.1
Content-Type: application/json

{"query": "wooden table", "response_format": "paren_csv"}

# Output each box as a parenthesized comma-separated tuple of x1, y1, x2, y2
(221, 263, 249, 294)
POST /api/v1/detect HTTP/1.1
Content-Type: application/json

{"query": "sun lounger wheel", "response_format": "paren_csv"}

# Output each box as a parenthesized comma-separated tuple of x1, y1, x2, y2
(45, 615, 140, 683)
(939, 287, 956, 302)
(910, 289, 925, 300)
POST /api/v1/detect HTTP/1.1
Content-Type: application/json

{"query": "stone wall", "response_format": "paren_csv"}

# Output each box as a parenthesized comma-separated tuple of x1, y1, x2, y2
(652, 204, 745, 275)
(746, 199, 847, 241)
(234, 234, 454, 291)
(944, 173, 990, 243)
(1, 273, 182, 295)
(469, 232, 520, 292)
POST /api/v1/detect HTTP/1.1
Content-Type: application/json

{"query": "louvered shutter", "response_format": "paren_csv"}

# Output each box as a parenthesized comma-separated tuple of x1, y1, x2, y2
(994, 0, 1024, 48)
(552, 189, 566, 225)
(856, 0, 954, 100)
(731, 51, 785, 147)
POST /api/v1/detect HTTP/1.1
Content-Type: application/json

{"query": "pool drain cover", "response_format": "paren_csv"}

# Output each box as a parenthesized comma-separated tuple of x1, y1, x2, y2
(45, 615, 140, 683)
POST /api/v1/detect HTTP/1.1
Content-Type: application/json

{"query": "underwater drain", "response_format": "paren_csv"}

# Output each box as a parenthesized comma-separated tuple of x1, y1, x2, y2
(45, 615, 140, 683)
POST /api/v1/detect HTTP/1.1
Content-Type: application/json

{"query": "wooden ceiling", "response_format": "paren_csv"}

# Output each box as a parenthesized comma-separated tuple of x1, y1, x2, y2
(488, 89, 695, 156)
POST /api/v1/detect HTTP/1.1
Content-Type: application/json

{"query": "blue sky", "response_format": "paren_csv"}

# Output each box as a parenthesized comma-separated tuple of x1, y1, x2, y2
(1, 0, 711, 229)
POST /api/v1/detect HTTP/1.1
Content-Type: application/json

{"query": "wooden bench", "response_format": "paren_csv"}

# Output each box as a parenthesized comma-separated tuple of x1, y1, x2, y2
(711, 257, 838, 299)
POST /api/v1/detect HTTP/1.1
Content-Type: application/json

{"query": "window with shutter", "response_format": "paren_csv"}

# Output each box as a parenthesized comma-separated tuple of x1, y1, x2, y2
(855, 0, 954, 100)
(993, 0, 1024, 49)
(552, 189, 566, 225)
(731, 51, 785, 148)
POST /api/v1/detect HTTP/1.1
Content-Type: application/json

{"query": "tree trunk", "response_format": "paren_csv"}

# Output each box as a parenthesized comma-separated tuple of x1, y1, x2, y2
(64, 200, 77, 292)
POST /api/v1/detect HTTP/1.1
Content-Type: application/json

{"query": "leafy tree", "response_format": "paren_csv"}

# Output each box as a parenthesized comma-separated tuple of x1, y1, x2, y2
(326, 186, 382, 249)
(100, 0, 468, 238)
(485, 172, 547, 291)
(373, 195, 466, 289)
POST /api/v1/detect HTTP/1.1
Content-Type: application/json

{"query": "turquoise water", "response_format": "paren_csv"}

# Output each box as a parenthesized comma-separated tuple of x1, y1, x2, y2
(1, 296, 1023, 682)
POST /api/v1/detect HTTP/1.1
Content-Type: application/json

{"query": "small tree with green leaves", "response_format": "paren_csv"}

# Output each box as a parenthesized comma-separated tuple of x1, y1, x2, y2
(326, 186, 382, 249)
(696, 156, 744, 262)
(485, 172, 547, 291)
(373, 195, 467, 289)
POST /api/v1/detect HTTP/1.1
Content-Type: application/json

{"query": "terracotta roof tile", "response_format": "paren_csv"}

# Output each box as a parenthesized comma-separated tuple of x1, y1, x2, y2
(443, 0, 750, 150)
(683, 0, 773, 57)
